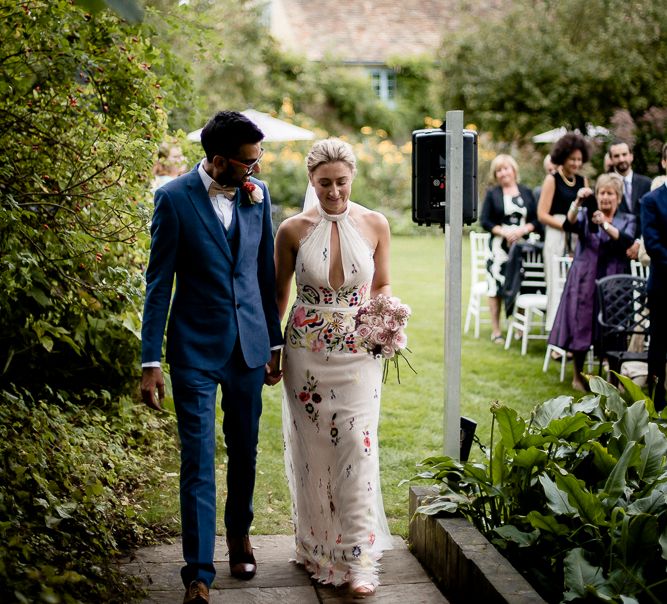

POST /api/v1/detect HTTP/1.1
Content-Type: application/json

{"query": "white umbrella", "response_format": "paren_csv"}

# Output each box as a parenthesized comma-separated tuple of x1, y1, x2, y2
(186, 109, 315, 143)
(532, 124, 609, 144)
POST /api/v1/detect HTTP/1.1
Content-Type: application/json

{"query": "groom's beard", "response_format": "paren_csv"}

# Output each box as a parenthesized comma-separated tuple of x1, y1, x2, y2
(218, 166, 248, 188)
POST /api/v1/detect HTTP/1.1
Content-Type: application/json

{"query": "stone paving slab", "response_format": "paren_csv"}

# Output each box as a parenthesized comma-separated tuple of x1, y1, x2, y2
(121, 534, 450, 603)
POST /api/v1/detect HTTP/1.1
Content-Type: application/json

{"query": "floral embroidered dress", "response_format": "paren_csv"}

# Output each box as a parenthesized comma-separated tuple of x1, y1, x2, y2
(282, 202, 393, 588)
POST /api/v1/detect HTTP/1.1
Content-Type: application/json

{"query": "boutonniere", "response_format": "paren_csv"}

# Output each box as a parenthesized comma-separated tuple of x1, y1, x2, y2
(241, 181, 264, 206)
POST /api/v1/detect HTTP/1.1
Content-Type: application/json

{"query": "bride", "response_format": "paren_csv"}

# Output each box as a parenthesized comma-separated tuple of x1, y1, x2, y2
(274, 138, 393, 597)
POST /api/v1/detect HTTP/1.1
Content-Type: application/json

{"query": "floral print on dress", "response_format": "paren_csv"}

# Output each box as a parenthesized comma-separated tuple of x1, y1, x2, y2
(296, 370, 322, 428)
(286, 306, 361, 354)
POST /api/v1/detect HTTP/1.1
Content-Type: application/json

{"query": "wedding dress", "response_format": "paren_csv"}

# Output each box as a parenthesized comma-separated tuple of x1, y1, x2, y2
(282, 200, 393, 588)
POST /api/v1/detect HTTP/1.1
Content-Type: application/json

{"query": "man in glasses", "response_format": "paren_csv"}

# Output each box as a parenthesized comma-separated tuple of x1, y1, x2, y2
(140, 110, 283, 604)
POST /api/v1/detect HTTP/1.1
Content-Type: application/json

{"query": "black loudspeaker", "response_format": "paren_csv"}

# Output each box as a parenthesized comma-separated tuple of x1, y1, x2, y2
(412, 128, 478, 227)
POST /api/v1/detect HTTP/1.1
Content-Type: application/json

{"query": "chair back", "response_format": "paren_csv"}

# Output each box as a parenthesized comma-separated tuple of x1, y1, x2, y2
(596, 274, 649, 350)
(630, 260, 650, 279)
(553, 255, 573, 297)
(469, 231, 490, 285)
(520, 244, 546, 293)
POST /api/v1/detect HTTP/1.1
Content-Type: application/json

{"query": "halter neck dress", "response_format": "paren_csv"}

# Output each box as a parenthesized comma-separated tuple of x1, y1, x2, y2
(281, 202, 393, 587)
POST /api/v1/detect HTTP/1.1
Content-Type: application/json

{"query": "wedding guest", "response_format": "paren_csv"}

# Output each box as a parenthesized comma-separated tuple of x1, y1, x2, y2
(608, 140, 651, 258)
(274, 138, 394, 597)
(537, 132, 590, 331)
(640, 141, 667, 410)
(480, 154, 539, 343)
(549, 174, 635, 391)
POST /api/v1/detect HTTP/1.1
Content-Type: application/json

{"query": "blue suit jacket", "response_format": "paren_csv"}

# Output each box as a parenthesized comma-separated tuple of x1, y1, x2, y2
(641, 183, 667, 297)
(141, 166, 283, 370)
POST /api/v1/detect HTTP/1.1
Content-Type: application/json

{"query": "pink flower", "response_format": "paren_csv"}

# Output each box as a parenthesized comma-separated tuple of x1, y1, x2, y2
(293, 306, 307, 327)
(310, 338, 324, 352)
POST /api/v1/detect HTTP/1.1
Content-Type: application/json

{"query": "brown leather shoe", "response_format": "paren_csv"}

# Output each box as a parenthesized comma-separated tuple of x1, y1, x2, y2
(183, 580, 209, 604)
(227, 534, 257, 580)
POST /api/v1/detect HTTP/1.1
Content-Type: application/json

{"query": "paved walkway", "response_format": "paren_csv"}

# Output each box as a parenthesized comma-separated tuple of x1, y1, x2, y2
(120, 534, 449, 603)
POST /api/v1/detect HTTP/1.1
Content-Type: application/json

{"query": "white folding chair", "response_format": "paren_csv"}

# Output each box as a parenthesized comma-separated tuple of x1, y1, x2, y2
(464, 231, 491, 338)
(505, 245, 547, 355)
(543, 255, 595, 380)
(630, 260, 650, 279)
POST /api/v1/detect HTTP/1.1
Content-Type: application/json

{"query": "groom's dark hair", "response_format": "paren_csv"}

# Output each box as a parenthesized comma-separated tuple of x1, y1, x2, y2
(200, 111, 264, 162)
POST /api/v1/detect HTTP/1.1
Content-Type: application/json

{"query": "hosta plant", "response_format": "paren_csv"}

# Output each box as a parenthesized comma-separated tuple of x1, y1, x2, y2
(410, 375, 667, 603)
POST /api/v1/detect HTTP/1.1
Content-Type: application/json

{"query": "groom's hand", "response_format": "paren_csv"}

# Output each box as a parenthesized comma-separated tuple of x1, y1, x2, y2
(141, 367, 165, 411)
(264, 350, 283, 386)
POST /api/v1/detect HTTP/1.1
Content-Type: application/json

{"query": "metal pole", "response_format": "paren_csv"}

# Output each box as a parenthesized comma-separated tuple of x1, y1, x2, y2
(443, 110, 463, 458)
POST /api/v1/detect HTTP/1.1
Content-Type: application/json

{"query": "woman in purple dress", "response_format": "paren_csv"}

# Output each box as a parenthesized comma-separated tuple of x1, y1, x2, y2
(548, 173, 636, 391)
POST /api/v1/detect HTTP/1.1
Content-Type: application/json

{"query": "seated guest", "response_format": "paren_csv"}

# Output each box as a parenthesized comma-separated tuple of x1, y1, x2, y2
(548, 174, 636, 391)
(480, 154, 539, 343)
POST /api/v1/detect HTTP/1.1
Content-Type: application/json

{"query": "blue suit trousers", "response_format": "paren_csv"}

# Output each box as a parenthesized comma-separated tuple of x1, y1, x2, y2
(170, 344, 264, 588)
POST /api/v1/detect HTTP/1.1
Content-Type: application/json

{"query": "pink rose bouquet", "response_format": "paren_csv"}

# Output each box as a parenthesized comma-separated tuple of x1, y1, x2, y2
(354, 294, 415, 383)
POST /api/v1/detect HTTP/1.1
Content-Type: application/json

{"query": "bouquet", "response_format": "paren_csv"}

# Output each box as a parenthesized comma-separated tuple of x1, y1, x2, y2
(354, 294, 415, 383)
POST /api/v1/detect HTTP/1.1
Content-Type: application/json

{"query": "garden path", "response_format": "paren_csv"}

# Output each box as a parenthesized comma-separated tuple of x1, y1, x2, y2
(120, 534, 449, 603)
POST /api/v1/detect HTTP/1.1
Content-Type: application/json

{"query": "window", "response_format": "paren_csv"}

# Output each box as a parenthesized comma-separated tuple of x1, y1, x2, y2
(369, 68, 396, 106)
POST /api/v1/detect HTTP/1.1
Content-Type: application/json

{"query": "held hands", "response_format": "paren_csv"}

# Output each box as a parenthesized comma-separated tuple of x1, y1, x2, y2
(141, 366, 165, 411)
(264, 349, 283, 386)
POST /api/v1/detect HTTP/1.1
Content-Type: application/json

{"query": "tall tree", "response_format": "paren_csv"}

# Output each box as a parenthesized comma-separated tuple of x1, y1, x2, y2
(437, 0, 667, 141)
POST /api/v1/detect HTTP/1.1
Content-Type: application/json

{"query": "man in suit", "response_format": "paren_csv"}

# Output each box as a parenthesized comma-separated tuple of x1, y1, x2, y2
(609, 140, 652, 259)
(640, 142, 667, 412)
(140, 111, 283, 603)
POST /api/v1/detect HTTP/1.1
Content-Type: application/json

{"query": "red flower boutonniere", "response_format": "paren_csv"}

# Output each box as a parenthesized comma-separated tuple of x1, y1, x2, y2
(241, 181, 264, 206)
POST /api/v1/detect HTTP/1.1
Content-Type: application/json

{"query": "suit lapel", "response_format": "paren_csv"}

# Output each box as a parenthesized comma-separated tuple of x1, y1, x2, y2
(185, 171, 233, 263)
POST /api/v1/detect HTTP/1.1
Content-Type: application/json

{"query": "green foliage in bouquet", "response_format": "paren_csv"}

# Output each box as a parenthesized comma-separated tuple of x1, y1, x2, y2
(409, 375, 667, 603)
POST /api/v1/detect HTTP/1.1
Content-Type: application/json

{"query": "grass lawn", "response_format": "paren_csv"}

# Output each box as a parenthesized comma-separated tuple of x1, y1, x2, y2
(144, 233, 585, 538)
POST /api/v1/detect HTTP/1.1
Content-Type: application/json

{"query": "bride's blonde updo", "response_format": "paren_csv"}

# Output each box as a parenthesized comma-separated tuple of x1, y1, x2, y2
(306, 138, 357, 176)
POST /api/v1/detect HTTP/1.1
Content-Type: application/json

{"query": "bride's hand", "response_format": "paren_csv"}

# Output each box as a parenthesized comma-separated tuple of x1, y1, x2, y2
(264, 350, 283, 386)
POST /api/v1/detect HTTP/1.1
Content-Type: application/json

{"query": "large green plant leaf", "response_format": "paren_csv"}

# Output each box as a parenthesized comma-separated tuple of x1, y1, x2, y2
(532, 395, 572, 429)
(526, 510, 570, 535)
(572, 394, 605, 420)
(602, 441, 638, 507)
(543, 413, 590, 440)
(494, 405, 526, 449)
(555, 470, 607, 525)
(614, 401, 649, 445)
(660, 527, 667, 561)
(628, 485, 667, 514)
(639, 423, 667, 481)
(589, 441, 619, 477)
(590, 376, 627, 419)
(615, 372, 651, 408)
(493, 524, 539, 546)
(490, 441, 507, 487)
(539, 474, 576, 515)
(563, 548, 610, 601)
(621, 513, 660, 565)
(513, 446, 548, 469)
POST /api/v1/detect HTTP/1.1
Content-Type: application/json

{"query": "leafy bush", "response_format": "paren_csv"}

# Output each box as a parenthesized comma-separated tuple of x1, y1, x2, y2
(0, 386, 179, 603)
(411, 375, 667, 603)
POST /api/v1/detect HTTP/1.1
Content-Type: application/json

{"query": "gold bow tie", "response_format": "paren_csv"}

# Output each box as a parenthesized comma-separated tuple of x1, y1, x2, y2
(208, 181, 238, 200)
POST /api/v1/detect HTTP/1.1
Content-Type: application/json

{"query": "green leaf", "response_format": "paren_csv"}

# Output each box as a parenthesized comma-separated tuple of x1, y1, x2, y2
(660, 527, 667, 561)
(555, 470, 607, 525)
(539, 474, 576, 516)
(563, 548, 609, 601)
(638, 422, 667, 480)
(623, 513, 659, 564)
(526, 510, 570, 535)
(513, 446, 548, 469)
(494, 406, 526, 449)
(590, 376, 627, 419)
(614, 400, 650, 444)
(493, 524, 539, 547)
(614, 372, 650, 405)
(490, 441, 506, 487)
(543, 413, 590, 439)
(532, 395, 573, 428)
(602, 441, 637, 507)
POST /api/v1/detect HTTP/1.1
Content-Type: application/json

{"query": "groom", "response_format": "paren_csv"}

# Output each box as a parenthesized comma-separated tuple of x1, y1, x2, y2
(140, 111, 283, 604)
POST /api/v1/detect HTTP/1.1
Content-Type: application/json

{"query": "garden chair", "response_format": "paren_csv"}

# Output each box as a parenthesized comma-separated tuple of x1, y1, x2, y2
(630, 259, 650, 279)
(596, 274, 650, 385)
(464, 231, 490, 338)
(505, 243, 547, 355)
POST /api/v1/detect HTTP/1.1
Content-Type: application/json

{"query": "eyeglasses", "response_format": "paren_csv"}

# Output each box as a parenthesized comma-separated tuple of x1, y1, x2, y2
(228, 148, 264, 176)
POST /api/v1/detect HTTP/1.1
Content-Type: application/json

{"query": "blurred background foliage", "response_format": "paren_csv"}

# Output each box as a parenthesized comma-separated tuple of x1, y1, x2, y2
(0, 0, 665, 601)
